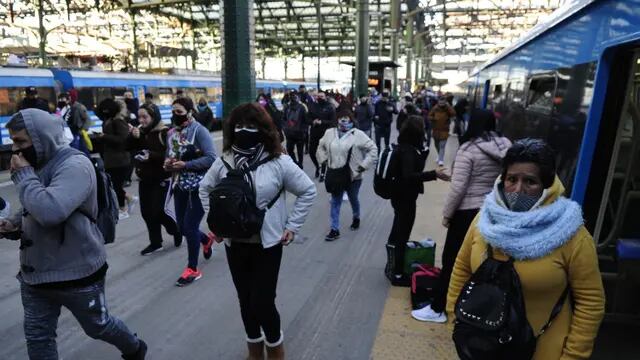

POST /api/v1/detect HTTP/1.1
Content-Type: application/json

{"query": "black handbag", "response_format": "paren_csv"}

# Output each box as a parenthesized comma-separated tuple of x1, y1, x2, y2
(325, 146, 353, 195)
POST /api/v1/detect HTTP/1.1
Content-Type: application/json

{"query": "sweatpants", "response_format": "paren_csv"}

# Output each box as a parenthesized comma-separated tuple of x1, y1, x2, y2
(226, 243, 283, 344)
(174, 187, 208, 270)
(106, 166, 129, 208)
(20, 279, 139, 360)
(387, 195, 418, 276)
(139, 180, 180, 247)
(430, 208, 479, 313)
(286, 136, 305, 169)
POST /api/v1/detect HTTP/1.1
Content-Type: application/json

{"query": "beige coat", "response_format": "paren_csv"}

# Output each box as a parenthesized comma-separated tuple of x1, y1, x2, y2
(316, 127, 378, 181)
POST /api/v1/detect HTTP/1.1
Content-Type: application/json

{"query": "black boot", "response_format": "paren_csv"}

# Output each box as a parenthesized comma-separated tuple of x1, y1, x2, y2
(350, 218, 360, 231)
(122, 339, 147, 360)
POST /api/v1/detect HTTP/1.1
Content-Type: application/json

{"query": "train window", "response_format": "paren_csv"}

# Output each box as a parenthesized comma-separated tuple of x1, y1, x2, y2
(76, 88, 96, 111)
(206, 87, 222, 102)
(147, 87, 175, 106)
(0, 87, 57, 116)
(527, 76, 556, 111)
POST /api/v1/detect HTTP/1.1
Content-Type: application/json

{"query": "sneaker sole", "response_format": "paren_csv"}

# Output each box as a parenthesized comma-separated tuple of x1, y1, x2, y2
(411, 313, 447, 323)
(325, 236, 340, 241)
(175, 274, 203, 287)
(141, 248, 164, 256)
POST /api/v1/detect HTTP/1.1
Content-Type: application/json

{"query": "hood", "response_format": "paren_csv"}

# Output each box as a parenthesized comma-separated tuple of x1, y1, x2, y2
(19, 109, 69, 166)
(472, 133, 511, 160)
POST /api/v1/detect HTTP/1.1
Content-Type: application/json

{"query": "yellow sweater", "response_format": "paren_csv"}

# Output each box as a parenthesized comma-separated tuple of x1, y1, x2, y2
(446, 179, 605, 360)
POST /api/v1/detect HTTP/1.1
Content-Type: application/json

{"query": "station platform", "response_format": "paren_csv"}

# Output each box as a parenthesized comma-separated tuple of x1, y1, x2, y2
(0, 132, 636, 359)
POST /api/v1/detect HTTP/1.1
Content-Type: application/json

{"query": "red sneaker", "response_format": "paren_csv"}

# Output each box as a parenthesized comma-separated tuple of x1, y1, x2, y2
(203, 232, 215, 260)
(175, 268, 202, 287)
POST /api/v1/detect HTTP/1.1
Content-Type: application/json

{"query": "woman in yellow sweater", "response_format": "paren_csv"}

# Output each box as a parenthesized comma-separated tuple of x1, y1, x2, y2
(446, 139, 605, 360)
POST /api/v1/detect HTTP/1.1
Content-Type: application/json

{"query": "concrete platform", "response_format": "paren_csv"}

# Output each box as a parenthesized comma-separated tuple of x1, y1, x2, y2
(0, 131, 637, 359)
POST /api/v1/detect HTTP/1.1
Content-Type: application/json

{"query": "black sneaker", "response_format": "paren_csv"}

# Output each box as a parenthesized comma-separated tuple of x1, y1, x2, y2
(174, 234, 183, 248)
(140, 245, 163, 256)
(350, 218, 360, 231)
(315, 168, 320, 178)
(319, 174, 325, 183)
(325, 229, 340, 241)
(122, 339, 147, 360)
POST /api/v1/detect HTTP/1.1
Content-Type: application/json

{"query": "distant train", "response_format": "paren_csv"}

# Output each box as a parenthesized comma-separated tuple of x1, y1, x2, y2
(464, 0, 640, 316)
(0, 67, 321, 148)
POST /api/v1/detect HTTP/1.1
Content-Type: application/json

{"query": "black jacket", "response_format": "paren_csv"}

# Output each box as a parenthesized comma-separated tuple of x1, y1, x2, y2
(308, 100, 336, 140)
(374, 100, 398, 128)
(283, 102, 308, 139)
(196, 107, 214, 131)
(396, 106, 422, 131)
(19, 97, 50, 113)
(392, 143, 436, 199)
(129, 127, 170, 183)
(101, 115, 131, 169)
(355, 102, 375, 131)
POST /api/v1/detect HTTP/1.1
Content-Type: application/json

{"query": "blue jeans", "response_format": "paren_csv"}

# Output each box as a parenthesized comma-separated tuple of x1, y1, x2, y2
(20, 279, 139, 359)
(330, 179, 362, 231)
(434, 138, 447, 164)
(174, 187, 208, 269)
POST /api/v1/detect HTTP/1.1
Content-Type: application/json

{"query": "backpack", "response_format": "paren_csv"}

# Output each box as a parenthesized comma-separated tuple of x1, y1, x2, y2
(452, 246, 568, 360)
(374, 144, 399, 199)
(284, 106, 305, 140)
(47, 149, 119, 244)
(206, 156, 282, 239)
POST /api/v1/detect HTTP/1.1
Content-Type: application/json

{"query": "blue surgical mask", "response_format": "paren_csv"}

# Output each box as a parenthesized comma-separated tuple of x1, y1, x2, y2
(338, 118, 353, 132)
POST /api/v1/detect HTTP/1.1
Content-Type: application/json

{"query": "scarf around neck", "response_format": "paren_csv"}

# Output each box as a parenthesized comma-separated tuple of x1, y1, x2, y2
(477, 187, 584, 261)
(232, 144, 265, 190)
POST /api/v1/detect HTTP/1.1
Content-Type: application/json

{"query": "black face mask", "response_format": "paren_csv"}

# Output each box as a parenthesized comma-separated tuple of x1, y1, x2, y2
(171, 113, 189, 127)
(13, 145, 37, 167)
(234, 129, 261, 150)
(57, 101, 67, 108)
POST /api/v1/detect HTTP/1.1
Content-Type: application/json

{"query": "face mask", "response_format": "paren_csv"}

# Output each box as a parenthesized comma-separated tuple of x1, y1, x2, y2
(197, 104, 207, 112)
(13, 145, 37, 167)
(503, 191, 542, 212)
(338, 118, 353, 132)
(234, 128, 261, 150)
(259, 99, 267, 107)
(318, 98, 326, 103)
(57, 101, 67, 108)
(171, 113, 189, 127)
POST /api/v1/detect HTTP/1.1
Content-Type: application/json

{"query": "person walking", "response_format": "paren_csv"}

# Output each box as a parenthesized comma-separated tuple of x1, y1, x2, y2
(411, 109, 511, 323)
(199, 103, 316, 360)
(1, 109, 147, 359)
(443, 139, 605, 359)
(95, 99, 136, 220)
(354, 94, 375, 138)
(18, 87, 49, 112)
(429, 96, 456, 166)
(396, 103, 421, 134)
(308, 91, 336, 181)
(129, 104, 182, 255)
(373, 92, 398, 151)
(196, 97, 215, 131)
(386, 116, 450, 285)
(58, 91, 91, 155)
(257, 94, 284, 141)
(164, 97, 217, 287)
(282, 92, 308, 168)
(317, 110, 377, 241)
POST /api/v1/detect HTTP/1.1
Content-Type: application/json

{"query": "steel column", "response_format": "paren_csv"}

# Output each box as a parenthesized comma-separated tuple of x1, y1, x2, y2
(355, 0, 370, 98)
(220, 0, 256, 118)
(390, 0, 401, 97)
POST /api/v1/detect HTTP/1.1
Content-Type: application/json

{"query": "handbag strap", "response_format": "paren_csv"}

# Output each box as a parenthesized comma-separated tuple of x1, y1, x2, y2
(537, 286, 570, 337)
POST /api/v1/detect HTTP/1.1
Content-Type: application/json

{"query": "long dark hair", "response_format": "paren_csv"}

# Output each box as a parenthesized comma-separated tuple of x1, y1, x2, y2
(223, 102, 284, 155)
(398, 115, 425, 148)
(460, 108, 497, 145)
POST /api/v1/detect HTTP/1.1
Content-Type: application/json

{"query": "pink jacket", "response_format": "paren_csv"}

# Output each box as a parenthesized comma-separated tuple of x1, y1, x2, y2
(442, 133, 511, 219)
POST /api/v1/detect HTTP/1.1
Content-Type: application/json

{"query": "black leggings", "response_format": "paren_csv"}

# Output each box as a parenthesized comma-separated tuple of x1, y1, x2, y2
(286, 136, 305, 168)
(431, 208, 479, 313)
(387, 195, 418, 276)
(106, 166, 129, 208)
(139, 180, 180, 247)
(226, 243, 283, 344)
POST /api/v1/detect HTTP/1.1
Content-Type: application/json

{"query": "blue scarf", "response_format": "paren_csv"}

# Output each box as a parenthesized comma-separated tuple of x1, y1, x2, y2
(477, 188, 584, 261)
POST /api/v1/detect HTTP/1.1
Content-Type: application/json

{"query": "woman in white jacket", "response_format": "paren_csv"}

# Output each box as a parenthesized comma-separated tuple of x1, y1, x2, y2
(199, 103, 316, 360)
(317, 110, 378, 241)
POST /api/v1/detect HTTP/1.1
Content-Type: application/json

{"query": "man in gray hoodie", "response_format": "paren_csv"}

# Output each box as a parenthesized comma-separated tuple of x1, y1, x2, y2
(0, 109, 147, 360)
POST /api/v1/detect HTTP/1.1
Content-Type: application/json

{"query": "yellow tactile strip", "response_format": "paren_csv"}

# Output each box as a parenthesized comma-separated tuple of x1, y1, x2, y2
(370, 286, 457, 359)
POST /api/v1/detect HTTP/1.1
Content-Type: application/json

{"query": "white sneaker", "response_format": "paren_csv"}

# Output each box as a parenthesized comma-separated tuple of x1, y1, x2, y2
(437, 160, 444, 167)
(411, 304, 447, 323)
(127, 196, 139, 213)
(118, 210, 130, 220)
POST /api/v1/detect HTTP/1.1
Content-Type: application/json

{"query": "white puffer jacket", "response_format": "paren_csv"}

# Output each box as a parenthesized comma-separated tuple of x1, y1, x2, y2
(316, 127, 378, 181)
(442, 132, 511, 219)
(199, 152, 317, 249)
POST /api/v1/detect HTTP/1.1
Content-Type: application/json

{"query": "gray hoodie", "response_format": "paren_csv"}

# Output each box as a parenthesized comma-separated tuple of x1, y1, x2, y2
(9, 109, 106, 285)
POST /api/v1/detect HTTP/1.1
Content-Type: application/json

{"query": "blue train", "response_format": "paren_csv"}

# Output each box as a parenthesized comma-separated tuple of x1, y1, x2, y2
(0, 68, 318, 148)
(465, 0, 640, 316)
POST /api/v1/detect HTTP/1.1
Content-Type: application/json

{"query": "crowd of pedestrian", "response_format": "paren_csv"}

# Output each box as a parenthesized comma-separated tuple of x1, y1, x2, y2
(2, 84, 606, 360)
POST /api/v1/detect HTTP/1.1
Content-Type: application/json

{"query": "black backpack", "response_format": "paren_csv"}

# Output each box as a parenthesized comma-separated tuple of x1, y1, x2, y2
(206, 156, 282, 239)
(452, 246, 568, 360)
(373, 144, 399, 199)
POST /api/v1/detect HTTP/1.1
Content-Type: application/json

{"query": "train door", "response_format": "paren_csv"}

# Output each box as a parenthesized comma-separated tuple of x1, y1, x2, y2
(592, 49, 640, 315)
(481, 80, 490, 109)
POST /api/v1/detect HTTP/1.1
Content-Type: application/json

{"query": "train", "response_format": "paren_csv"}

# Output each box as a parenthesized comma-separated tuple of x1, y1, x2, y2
(0, 67, 320, 149)
(464, 0, 640, 317)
